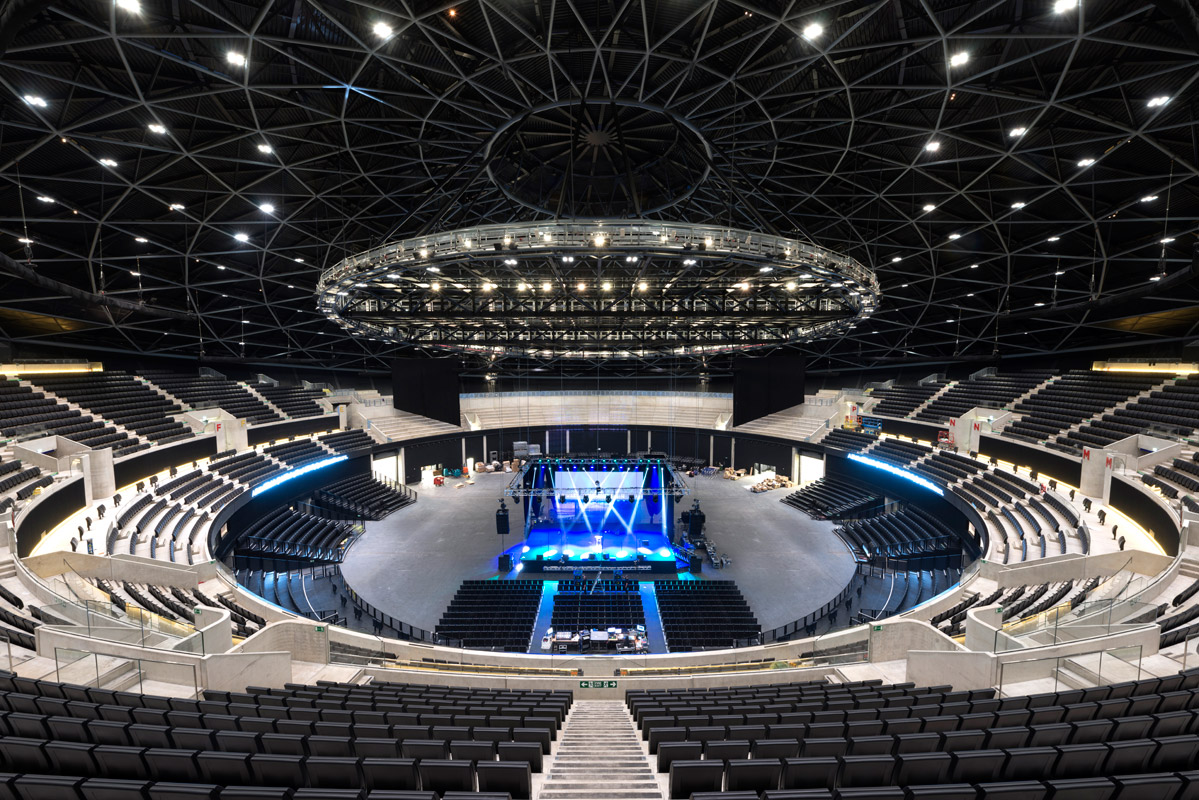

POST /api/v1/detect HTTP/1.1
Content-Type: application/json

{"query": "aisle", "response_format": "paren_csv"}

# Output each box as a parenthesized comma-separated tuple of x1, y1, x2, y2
(639, 581, 669, 654)
(537, 700, 662, 800)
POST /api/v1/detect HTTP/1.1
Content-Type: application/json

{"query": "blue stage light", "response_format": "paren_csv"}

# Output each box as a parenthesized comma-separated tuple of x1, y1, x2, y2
(637, 546, 652, 555)
(616, 549, 628, 558)
(521, 545, 530, 553)
(545, 548, 558, 558)
(847, 452, 944, 495)
(563, 548, 575, 557)
(250, 455, 348, 497)
(515, 562, 523, 572)
(658, 547, 672, 558)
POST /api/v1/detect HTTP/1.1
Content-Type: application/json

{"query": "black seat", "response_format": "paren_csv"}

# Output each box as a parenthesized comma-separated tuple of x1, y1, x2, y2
(79, 779, 152, 800)
(726, 758, 782, 793)
(668, 759, 723, 799)
(475, 761, 531, 800)
(400, 740, 448, 760)
(657, 741, 702, 773)
(450, 740, 496, 763)
(305, 756, 361, 789)
(496, 742, 542, 773)
(416, 760, 473, 795)
(360, 758, 418, 792)
(12, 775, 84, 800)
(839, 755, 895, 787)
(781, 757, 837, 790)
(703, 740, 750, 761)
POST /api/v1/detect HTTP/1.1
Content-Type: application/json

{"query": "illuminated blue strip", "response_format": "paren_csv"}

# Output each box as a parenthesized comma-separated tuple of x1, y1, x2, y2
(848, 452, 944, 496)
(250, 455, 349, 497)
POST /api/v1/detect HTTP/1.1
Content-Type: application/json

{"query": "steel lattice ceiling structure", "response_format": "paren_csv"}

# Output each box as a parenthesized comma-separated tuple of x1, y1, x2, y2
(0, 0, 1197, 377)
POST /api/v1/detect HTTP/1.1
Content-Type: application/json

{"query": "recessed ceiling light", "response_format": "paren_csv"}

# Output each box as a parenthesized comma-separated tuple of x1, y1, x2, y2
(1077, 158, 1095, 167)
(1035, 302, 1045, 307)
(1011, 201, 1026, 209)
(1055, 270, 1065, 276)
(1009, 127, 1027, 138)
(970, 263, 979, 269)
(294, 257, 304, 263)
(901, 283, 909, 288)
(925, 141, 941, 152)
(1140, 195, 1158, 203)
(1147, 96, 1171, 108)
(949, 52, 969, 67)
(948, 233, 961, 240)
(891, 256, 902, 263)
(258, 202, 275, 213)
(217, 265, 227, 270)
(1053, 0, 1077, 12)
(22, 95, 47, 108)
(35, 196, 53, 203)
(257, 143, 272, 154)
(147, 123, 167, 134)
(233, 232, 249, 242)
(134, 237, 148, 243)
(98, 158, 117, 167)
(966, 293, 974, 297)
(226, 51, 246, 67)
(802, 22, 823, 40)
(372, 22, 393, 38)
(168, 203, 185, 210)
(1160, 237, 1176, 244)
(287, 285, 295, 289)
(922, 203, 936, 212)
(1047, 236, 1060, 242)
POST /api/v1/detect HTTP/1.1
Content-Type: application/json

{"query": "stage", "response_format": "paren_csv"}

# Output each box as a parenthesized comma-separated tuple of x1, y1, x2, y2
(508, 528, 679, 574)
(501, 457, 684, 574)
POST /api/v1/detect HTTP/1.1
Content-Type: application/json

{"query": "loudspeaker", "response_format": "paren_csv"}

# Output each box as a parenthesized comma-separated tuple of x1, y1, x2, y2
(495, 507, 510, 535)
(689, 554, 703, 573)
(498, 554, 513, 571)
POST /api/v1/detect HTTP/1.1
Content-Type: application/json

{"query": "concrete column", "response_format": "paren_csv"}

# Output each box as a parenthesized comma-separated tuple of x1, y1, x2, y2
(730, 438, 736, 470)
(1079, 446, 1112, 501)
(215, 418, 248, 452)
(627, 430, 631, 455)
(461, 437, 467, 469)
(647, 430, 651, 450)
(337, 404, 348, 429)
(399, 447, 406, 485)
(565, 430, 570, 454)
(483, 435, 488, 463)
(710, 436, 715, 467)
(82, 448, 115, 506)
(792, 447, 801, 484)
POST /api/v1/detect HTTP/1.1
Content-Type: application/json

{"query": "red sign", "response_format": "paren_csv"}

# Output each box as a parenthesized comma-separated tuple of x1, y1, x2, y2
(1083, 447, 1091, 461)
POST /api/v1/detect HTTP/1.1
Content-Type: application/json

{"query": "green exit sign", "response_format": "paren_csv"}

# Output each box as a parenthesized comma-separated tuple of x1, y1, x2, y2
(315, 626, 325, 632)
(579, 680, 618, 689)
(872, 625, 883, 631)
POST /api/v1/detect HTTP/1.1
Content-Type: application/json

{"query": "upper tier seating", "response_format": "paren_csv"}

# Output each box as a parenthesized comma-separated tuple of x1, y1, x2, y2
(319, 429, 376, 454)
(237, 506, 354, 560)
(782, 478, 880, 520)
(264, 439, 330, 469)
(655, 580, 761, 652)
(31, 371, 193, 445)
(0, 379, 142, 455)
(313, 474, 412, 520)
(821, 429, 877, 452)
(869, 383, 943, 418)
(915, 371, 1053, 423)
(836, 506, 957, 560)
(1005, 370, 1165, 444)
(142, 372, 281, 425)
(435, 580, 542, 652)
(1066, 375, 1199, 449)
(255, 384, 326, 418)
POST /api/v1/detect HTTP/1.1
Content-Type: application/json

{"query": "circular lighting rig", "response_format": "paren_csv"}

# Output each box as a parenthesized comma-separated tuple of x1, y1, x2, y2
(318, 220, 879, 360)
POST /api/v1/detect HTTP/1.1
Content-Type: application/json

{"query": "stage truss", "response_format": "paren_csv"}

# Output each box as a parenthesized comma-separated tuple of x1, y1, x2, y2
(502, 457, 691, 500)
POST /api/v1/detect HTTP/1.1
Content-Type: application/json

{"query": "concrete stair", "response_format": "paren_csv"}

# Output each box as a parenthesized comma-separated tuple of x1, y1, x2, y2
(241, 383, 289, 419)
(537, 700, 662, 800)
(908, 381, 956, 419)
(20, 380, 144, 447)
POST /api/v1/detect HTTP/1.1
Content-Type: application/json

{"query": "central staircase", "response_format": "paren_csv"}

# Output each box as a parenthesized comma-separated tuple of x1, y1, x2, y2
(538, 700, 662, 800)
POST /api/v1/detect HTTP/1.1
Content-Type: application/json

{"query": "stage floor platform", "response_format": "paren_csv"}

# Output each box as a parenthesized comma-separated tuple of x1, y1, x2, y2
(340, 470, 856, 632)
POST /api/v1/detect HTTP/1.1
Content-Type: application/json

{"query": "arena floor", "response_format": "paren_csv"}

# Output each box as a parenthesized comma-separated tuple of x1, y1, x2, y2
(339, 471, 857, 632)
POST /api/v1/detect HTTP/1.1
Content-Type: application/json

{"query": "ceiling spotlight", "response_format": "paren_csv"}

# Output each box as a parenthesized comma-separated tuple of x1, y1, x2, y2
(462, 238, 472, 247)
(925, 141, 941, 152)
(258, 202, 275, 213)
(785, 281, 797, 291)
(1053, 0, 1077, 11)
(430, 282, 440, 291)
(17, 238, 33, 244)
(891, 256, 902, 263)
(1147, 96, 1171, 108)
(541, 281, 552, 292)
(1077, 157, 1095, 167)
(602, 281, 612, 291)
(1055, 270, 1065, 276)
(541, 232, 551, 242)
(1150, 274, 1163, 282)
(517, 282, 528, 291)
(970, 263, 979, 269)
(948, 233, 961, 240)
(35, 196, 54, 203)
(427, 266, 441, 273)
(759, 266, 773, 273)
(1160, 237, 1176, 244)
(593, 233, 606, 246)
(294, 257, 304, 263)
(949, 51, 969, 67)
(134, 236, 148, 243)
(503, 258, 518, 266)
(1034, 302, 1045, 307)
(638, 281, 648, 292)
(482, 282, 494, 292)
(418, 248, 429, 258)
(1011, 201, 1026, 209)
(1140, 195, 1159, 203)
(98, 158, 117, 167)
(802, 22, 823, 40)
(576, 282, 586, 291)
(115, 0, 141, 12)
(1047, 236, 1060, 242)
(1009, 127, 1027, 138)
(922, 204, 936, 212)
(22, 95, 47, 108)
(562, 256, 575, 263)
(129, 271, 140, 277)
(217, 265, 227, 270)
(226, 51, 246, 67)
(372, 21, 393, 38)
(233, 232, 249, 242)
(168, 203, 185, 211)
(966, 293, 974, 297)
(147, 123, 167, 134)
